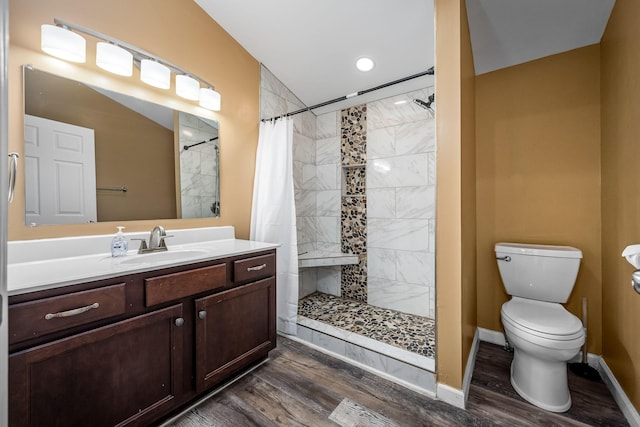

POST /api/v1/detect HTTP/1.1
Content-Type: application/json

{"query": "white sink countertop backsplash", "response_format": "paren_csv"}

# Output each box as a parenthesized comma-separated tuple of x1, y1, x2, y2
(8, 226, 278, 296)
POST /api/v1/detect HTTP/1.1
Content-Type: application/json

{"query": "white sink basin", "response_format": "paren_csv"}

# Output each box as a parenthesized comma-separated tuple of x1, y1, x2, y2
(117, 249, 209, 265)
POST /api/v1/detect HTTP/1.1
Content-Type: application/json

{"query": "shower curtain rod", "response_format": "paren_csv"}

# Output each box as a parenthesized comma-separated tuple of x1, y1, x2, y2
(183, 136, 219, 151)
(261, 66, 434, 122)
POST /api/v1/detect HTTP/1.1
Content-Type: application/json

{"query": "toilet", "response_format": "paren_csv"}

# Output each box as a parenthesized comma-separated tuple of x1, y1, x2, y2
(495, 242, 585, 413)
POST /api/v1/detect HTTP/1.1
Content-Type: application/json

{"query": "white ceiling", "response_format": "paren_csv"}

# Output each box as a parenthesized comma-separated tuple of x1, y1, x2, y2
(194, 0, 614, 115)
(466, 0, 615, 75)
(194, 0, 435, 115)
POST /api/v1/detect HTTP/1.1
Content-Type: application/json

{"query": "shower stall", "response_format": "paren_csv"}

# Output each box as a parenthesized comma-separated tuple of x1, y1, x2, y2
(177, 111, 220, 218)
(261, 65, 436, 393)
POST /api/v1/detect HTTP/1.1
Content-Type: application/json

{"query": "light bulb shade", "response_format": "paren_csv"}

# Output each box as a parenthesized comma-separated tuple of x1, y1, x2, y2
(140, 59, 170, 89)
(199, 87, 221, 111)
(96, 42, 133, 76)
(176, 75, 200, 100)
(41, 24, 86, 63)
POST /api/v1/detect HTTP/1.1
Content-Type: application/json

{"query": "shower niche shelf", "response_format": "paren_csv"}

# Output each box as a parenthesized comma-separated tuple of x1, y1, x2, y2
(298, 251, 358, 268)
(341, 164, 366, 197)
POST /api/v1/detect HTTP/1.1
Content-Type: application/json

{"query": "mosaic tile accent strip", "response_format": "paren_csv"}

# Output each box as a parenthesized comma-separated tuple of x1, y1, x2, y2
(343, 167, 366, 196)
(341, 105, 367, 166)
(298, 292, 436, 358)
(341, 255, 367, 301)
(341, 105, 367, 301)
(341, 196, 366, 254)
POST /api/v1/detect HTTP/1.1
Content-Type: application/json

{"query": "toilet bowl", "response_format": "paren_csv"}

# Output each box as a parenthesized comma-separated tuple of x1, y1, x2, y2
(501, 297, 584, 412)
(495, 242, 584, 412)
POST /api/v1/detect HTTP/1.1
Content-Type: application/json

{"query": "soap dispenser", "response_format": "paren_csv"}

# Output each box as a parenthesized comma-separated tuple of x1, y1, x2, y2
(111, 226, 128, 257)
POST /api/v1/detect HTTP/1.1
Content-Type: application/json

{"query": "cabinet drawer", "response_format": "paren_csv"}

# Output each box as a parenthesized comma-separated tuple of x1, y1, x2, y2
(145, 263, 226, 307)
(9, 283, 126, 344)
(233, 253, 276, 283)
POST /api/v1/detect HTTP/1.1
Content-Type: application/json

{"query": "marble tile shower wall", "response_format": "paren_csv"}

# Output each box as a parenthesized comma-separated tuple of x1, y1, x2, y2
(260, 66, 318, 297)
(178, 112, 219, 218)
(314, 110, 343, 297)
(367, 88, 436, 318)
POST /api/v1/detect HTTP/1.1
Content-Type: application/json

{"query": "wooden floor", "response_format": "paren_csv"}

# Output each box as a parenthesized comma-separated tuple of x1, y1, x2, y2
(468, 341, 628, 426)
(165, 337, 628, 426)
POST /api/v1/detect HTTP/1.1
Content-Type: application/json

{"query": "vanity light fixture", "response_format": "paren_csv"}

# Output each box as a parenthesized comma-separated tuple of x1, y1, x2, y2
(41, 24, 86, 63)
(96, 42, 133, 76)
(176, 74, 200, 101)
(140, 59, 171, 89)
(199, 87, 221, 111)
(40, 19, 222, 111)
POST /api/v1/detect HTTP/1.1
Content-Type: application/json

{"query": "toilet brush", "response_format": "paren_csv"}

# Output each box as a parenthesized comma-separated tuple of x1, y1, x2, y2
(568, 297, 601, 381)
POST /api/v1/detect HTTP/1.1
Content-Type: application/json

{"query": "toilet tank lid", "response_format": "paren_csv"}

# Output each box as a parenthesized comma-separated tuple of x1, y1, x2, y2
(495, 243, 582, 259)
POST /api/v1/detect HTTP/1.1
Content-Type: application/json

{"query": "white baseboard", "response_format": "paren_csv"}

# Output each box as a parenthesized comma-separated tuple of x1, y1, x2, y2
(461, 328, 480, 406)
(436, 382, 465, 409)
(598, 357, 640, 427)
(436, 328, 480, 410)
(478, 327, 506, 347)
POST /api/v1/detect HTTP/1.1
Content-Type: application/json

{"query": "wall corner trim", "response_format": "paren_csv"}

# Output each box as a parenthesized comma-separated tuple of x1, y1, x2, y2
(461, 328, 480, 405)
(598, 357, 640, 427)
(436, 383, 465, 409)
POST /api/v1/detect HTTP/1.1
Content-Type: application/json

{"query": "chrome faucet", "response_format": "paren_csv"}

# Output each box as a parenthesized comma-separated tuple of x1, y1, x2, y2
(134, 225, 171, 253)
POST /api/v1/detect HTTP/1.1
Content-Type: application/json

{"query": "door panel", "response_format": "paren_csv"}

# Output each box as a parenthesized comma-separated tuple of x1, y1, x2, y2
(195, 277, 276, 392)
(24, 114, 96, 225)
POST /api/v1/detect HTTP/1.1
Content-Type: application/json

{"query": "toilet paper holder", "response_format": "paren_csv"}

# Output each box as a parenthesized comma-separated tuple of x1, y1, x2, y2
(622, 245, 640, 294)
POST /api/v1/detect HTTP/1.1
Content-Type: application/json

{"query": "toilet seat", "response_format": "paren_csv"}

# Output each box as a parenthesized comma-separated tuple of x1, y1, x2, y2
(501, 298, 584, 341)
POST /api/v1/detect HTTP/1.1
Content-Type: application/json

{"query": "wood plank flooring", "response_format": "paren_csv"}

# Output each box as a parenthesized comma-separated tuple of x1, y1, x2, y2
(165, 337, 628, 426)
(469, 341, 628, 426)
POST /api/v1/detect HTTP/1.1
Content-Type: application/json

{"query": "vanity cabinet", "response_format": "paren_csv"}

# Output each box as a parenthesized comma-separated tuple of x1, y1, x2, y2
(195, 277, 275, 391)
(10, 304, 184, 427)
(8, 249, 277, 427)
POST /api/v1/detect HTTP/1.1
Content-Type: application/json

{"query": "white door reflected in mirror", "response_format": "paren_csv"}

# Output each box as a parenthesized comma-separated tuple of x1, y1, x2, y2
(24, 114, 97, 225)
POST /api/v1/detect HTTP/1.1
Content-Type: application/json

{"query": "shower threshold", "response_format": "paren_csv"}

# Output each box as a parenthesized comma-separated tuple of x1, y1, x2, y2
(297, 293, 435, 374)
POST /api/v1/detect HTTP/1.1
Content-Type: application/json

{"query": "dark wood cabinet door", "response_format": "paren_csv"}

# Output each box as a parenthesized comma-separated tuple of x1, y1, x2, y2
(9, 304, 184, 427)
(195, 277, 276, 392)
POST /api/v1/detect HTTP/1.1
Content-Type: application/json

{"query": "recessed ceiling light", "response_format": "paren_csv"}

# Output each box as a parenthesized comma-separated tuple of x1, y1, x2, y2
(394, 100, 408, 105)
(356, 57, 375, 72)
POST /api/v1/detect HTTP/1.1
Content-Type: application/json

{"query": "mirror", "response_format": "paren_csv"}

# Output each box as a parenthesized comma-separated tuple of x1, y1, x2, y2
(23, 67, 220, 226)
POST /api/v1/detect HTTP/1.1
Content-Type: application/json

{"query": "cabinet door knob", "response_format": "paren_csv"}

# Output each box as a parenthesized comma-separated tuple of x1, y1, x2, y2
(198, 310, 206, 319)
(175, 317, 184, 327)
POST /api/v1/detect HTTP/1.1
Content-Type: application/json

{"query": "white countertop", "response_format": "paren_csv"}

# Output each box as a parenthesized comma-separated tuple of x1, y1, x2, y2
(8, 226, 278, 296)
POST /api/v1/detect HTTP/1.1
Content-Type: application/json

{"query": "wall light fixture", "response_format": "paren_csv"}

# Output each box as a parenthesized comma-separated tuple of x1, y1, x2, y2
(96, 42, 133, 76)
(175, 75, 200, 101)
(199, 87, 221, 111)
(40, 18, 221, 111)
(41, 24, 86, 63)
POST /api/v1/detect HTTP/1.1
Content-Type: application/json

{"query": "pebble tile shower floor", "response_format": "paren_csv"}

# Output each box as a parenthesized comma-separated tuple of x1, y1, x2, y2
(297, 292, 436, 358)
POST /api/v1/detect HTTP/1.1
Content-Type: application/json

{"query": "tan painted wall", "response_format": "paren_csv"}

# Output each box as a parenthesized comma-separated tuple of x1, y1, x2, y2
(459, 0, 477, 381)
(9, 0, 259, 240)
(475, 46, 602, 354)
(435, 0, 476, 389)
(601, 0, 640, 409)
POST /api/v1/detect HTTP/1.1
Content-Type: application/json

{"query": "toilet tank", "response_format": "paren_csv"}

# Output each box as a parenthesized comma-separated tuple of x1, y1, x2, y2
(495, 243, 582, 303)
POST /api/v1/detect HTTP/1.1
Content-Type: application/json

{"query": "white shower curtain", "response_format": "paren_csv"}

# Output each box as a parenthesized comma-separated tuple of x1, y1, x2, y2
(250, 118, 299, 335)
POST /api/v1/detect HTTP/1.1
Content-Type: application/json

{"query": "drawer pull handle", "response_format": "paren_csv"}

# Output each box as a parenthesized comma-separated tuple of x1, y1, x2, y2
(44, 302, 99, 320)
(247, 263, 267, 272)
